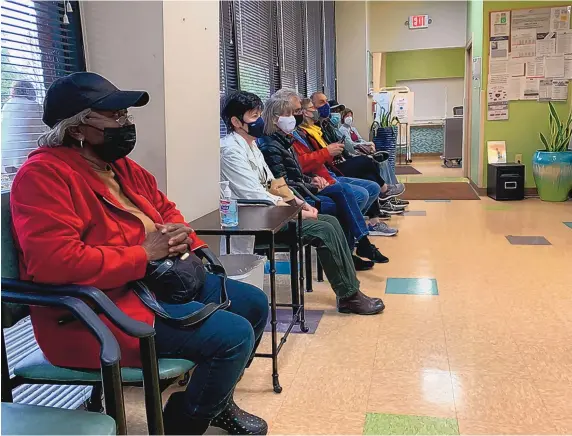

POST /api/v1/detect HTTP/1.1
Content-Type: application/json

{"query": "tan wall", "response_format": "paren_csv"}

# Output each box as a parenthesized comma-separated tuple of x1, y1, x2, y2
(336, 1, 370, 136)
(81, 1, 220, 221)
(162, 1, 220, 221)
(81, 1, 167, 190)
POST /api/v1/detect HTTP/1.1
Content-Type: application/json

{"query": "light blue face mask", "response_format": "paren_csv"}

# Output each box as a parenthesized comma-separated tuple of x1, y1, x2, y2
(330, 112, 341, 127)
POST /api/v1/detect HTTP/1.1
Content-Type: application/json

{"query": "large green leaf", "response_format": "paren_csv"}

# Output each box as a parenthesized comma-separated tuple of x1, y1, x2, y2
(539, 132, 550, 150)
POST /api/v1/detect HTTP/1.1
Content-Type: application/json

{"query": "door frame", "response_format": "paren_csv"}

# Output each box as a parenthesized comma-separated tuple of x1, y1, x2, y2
(462, 39, 473, 179)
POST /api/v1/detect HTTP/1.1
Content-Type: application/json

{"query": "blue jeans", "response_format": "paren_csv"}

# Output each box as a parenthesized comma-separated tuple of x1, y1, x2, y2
(155, 274, 269, 420)
(336, 177, 381, 216)
(379, 159, 398, 185)
(313, 182, 369, 250)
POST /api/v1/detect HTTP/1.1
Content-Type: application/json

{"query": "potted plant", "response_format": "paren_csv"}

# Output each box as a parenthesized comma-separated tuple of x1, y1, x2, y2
(372, 96, 400, 166)
(532, 102, 572, 202)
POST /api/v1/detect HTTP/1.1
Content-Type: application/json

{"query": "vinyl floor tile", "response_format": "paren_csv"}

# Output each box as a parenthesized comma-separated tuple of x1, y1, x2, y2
(363, 413, 459, 435)
(269, 408, 366, 435)
(385, 278, 439, 295)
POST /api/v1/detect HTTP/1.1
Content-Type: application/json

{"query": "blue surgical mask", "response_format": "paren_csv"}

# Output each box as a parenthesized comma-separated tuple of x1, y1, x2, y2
(330, 113, 341, 127)
(317, 103, 331, 118)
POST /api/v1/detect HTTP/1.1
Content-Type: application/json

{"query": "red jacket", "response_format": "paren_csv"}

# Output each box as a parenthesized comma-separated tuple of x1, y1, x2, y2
(10, 147, 206, 369)
(291, 136, 336, 185)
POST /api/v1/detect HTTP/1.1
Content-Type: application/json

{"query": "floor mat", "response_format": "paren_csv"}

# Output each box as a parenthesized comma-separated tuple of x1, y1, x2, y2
(395, 165, 422, 175)
(401, 182, 480, 200)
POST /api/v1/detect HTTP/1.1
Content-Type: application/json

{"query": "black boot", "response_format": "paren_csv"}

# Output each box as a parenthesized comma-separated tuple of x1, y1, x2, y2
(163, 391, 211, 435)
(211, 397, 268, 435)
(352, 254, 374, 271)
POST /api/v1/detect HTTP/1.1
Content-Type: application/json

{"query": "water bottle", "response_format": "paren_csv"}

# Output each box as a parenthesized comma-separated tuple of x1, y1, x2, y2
(219, 181, 238, 227)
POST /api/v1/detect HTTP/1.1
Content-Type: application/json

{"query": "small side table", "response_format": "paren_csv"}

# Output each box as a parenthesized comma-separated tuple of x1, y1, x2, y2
(487, 163, 525, 201)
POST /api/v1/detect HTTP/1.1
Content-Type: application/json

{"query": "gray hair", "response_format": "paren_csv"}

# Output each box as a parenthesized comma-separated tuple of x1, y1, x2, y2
(37, 109, 91, 148)
(273, 88, 301, 101)
(262, 96, 293, 136)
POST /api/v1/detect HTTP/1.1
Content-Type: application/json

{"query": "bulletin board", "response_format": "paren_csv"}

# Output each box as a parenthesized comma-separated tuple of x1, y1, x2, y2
(487, 5, 572, 121)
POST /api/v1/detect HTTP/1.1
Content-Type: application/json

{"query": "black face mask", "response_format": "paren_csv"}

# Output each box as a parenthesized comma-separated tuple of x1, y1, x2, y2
(244, 117, 265, 138)
(294, 114, 304, 127)
(92, 124, 137, 162)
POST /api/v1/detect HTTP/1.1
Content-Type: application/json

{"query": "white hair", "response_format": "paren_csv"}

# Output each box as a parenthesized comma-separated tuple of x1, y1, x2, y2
(262, 96, 293, 136)
(37, 109, 92, 148)
(273, 88, 301, 101)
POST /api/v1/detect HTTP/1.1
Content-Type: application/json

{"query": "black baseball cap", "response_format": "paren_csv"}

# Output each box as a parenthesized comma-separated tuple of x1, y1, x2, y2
(42, 72, 150, 127)
(328, 99, 345, 112)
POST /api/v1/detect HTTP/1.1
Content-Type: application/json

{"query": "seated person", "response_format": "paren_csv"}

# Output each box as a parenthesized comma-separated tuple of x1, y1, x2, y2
(10, 72, 269, 435)
(338, 106, 408, 207)
(257, 91, 391, 264)
(220, 90, 385, 315)
(310, 92, 406, 215)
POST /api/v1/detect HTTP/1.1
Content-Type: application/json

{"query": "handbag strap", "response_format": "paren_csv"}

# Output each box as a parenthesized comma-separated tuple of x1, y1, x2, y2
(132, 263, 231, 328)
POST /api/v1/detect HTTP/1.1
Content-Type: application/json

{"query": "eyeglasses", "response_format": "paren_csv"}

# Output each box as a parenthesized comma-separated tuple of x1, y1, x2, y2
(113, 111, 134, 126)
(293, 108, 303, 115)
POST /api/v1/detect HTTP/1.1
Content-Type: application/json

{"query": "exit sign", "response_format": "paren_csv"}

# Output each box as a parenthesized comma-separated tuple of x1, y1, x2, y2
(409, 15, 429, 29)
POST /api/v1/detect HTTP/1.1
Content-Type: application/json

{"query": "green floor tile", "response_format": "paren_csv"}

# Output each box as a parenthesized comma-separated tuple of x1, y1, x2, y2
(385, 278, 438, 295)
(364, 413, 459, 435)
(485, 204, 512, 211)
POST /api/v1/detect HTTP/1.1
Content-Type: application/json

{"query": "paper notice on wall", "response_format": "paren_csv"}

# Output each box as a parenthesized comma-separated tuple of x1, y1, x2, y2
(539, 79, 553, 101)
(394, 95, 409, 123)
(488, 85, 509, 104)
(490, 37, 509, 59)
(565, 54, 572, 79)
(523, 78, 540, 100)
(556, 31, 572, 55)
(491, 11, 511, 37)
(544, 54, 565, 78)
(490, 59, 509, 75)
(552, 79, 569, 100)
(487, 102, 509, 121)
(511, 29, 537, 58)
(508, 76, 525, 100)
(550, 6, 571, 32)
(489, 74, 509, 86)
(536, 32, 557, 56)
(512, 8, 550, 33)
(508, 55, 526, 77)
(525, 57, 545, 78)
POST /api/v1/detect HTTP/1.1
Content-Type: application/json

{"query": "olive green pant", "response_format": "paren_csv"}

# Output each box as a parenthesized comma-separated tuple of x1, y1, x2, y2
(275, 214, 360, 299)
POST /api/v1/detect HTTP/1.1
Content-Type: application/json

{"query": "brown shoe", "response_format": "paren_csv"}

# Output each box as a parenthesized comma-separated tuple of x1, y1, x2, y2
(337, 290, 385, 315)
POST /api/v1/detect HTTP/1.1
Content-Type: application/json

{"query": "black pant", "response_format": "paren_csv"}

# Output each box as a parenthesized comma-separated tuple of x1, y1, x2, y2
(335, 155, 385, 217)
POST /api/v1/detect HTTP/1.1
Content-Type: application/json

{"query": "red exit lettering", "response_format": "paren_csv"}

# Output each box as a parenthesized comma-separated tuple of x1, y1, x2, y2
(409, 15, 429, 29)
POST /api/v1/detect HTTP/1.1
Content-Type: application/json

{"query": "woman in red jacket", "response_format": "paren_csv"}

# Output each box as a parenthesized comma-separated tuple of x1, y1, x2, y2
(10, 72, 268, 435)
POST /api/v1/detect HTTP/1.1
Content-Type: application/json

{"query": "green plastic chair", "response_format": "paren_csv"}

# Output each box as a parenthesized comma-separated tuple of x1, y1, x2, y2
(1, 191, 196, 434)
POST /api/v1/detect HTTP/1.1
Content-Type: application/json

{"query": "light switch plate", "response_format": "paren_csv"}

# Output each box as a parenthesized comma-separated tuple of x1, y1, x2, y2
(515, 154, 522, 164)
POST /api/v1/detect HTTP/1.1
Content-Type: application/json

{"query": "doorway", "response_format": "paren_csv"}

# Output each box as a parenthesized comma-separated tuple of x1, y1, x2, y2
(463, 41, 473, 179)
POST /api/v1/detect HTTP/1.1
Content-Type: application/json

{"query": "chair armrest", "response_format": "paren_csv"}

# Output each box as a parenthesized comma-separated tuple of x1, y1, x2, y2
(1, 290, 120, 367)
(237, 199, 274, 206)
(290, 183, 321, 212)
(1, 279, 155, 338)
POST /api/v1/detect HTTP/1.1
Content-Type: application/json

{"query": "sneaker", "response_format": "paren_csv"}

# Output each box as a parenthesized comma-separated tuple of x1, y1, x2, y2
(356, 240, 389, 263)
(368, 222, 398, 237)
(391, 197, 409, 206)
(352, 255, 374, 271)
(379, 184, 405, 201)
(378, 211, 391, 220)
(380, 201, 405, 215)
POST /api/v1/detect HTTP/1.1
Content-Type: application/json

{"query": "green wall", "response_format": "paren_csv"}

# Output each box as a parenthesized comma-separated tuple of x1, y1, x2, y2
(468, 0, 484, 185)
(385, 48, 465, 87)
(482, 1, 572, 188)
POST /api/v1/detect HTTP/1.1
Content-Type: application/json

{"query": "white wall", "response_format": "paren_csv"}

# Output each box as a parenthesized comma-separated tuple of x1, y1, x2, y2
(81, 1, 220, 221)
(81, 1, 167, 190)
(336, 1, 370, 136)
(369, 1, 467, 53)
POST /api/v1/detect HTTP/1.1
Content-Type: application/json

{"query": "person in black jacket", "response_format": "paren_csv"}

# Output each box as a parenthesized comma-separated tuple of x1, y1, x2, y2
(258, 93, 389, 265)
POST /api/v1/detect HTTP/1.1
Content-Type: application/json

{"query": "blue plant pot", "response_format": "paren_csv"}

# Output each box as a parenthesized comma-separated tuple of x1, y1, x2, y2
(373, 127, 397, 170)
(532, 150, 572, 202)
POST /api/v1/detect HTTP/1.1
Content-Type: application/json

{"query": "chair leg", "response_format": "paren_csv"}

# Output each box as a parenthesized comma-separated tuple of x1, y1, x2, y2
(304, 245, 313, 292)
(316, 251, 324, 282)
(86, 384, 104, 413)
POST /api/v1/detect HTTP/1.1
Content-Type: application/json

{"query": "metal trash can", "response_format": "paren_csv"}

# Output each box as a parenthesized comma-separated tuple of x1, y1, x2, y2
(218, 254, 266, 291)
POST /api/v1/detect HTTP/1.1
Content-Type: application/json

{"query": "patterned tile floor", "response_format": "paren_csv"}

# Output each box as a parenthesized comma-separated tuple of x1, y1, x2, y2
(124, 196, 572, 435)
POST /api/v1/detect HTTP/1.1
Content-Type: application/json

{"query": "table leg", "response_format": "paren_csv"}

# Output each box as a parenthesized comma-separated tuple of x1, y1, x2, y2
(225, 235, 231, 255)
(297, 212, 308, 333)
(288, 221, 300, 321)
(269, 235, 282, 394)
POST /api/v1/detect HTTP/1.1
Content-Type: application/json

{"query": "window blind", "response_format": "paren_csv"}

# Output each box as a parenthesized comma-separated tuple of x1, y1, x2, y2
(322, 0, 336, 100)
(276, 0, 305, 95)
(1, 0, 85, 189)
(219, 0, 238, 137)
(234, 0, 275, 100)
(304, 1, 324, 97)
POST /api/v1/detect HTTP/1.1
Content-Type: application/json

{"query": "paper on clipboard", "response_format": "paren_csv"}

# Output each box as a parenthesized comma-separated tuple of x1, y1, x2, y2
(556, 31, 572, 55)
(552, 79, 569, 100)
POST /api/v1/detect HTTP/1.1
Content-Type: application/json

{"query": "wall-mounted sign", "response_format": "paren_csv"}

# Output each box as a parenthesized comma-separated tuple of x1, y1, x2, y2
(408, 15, 429, 29)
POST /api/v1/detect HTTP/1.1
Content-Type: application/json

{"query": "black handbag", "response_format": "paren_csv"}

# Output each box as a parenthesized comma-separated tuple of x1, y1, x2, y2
(131, 252, 231, 328)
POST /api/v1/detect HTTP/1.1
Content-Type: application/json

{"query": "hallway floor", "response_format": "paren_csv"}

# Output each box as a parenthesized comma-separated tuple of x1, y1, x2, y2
(126, 196, 572, 435)
(399, 155, 464, 181)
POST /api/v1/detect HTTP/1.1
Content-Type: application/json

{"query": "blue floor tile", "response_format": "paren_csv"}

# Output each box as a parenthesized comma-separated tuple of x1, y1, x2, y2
(385, 278, 439, 295)
(506, 235, 551, 246)
(564, 222, 572, 229)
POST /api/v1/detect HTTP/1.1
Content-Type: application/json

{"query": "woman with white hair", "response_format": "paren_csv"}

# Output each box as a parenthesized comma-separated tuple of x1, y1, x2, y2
(10, 72, 269, 435)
